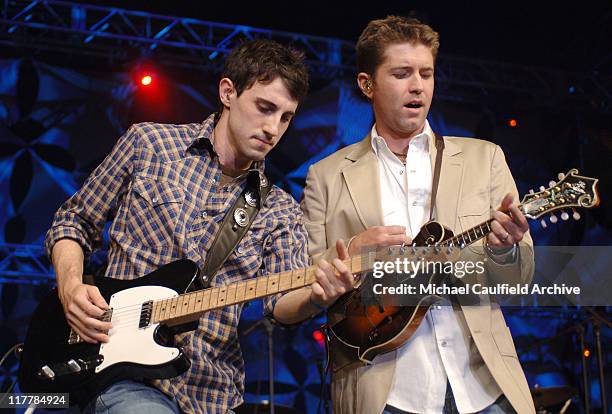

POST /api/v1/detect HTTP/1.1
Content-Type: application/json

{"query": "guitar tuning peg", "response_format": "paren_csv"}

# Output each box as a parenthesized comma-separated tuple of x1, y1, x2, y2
(549, 181, 556, 187)
(572, 209, 581, 220)
(561, 211, 569, 221)
(539, 186, 546, 191)
(529, 189, 534, 194)
(540, 219, 547, 228)
(558, 172, 565, 180)
(549, 213, 558, 224)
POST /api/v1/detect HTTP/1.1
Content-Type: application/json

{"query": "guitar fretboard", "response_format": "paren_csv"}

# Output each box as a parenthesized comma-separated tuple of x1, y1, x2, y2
(442, 219, 493, 247)
(152, 256, 365, 326)
(441, 203, 530, 248)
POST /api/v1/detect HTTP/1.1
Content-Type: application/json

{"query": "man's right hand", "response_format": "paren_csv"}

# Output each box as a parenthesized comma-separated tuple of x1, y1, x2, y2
(348, 225, 412, 256)
(59, 281, 112, 344)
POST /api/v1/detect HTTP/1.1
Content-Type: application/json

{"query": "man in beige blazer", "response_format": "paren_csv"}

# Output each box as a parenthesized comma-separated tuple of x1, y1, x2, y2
(299, 16, 536, 414)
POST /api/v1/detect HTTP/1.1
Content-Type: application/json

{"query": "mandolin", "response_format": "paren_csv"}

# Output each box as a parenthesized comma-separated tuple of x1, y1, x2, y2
(325, 169, 600, 370)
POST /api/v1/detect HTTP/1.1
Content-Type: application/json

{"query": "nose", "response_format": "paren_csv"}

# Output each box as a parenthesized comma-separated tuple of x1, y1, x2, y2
(409, 73, 424, 95)
(262, 116, 280, 139)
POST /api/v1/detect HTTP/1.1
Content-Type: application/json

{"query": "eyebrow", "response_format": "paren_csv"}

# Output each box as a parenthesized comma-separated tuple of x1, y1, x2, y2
(389, 66, 435, 72)
(255, 97, 295, 117)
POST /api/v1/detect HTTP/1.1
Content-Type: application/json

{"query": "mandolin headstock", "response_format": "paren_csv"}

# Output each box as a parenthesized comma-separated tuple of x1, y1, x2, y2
(520, 169, 599, 227)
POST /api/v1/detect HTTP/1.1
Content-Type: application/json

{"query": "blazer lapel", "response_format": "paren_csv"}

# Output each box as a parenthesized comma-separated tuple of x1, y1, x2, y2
(340, 133, 464, 232)
(341, 135, 384, 229)
(430, 135, 464, 231)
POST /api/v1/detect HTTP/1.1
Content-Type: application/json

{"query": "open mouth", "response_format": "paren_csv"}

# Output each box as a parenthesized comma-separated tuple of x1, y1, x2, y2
(404, 103, 423, 109)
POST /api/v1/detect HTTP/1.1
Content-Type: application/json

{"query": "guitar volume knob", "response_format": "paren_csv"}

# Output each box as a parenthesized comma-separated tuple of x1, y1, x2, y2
(67, 359, 82, 372)
(39, 365, 56, 379)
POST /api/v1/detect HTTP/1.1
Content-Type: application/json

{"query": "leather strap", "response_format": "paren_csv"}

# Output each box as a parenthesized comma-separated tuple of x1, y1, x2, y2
(429, 133, 445, 220)
(188, 170, 271, 291)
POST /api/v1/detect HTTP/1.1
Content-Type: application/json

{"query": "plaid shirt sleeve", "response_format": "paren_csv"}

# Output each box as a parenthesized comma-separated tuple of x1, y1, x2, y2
(260, 190, 310, 320)
(44, 125, 137, 258)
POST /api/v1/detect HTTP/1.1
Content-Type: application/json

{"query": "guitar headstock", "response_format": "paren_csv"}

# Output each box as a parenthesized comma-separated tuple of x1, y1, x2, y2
(520, 169, 599, 226)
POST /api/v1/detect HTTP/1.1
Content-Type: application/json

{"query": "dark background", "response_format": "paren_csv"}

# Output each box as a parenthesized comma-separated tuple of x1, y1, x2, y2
(85, 0, 611, 71)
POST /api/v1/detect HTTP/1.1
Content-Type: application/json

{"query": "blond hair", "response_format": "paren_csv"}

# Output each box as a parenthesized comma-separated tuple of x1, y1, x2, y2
(356, 16, 440, 76)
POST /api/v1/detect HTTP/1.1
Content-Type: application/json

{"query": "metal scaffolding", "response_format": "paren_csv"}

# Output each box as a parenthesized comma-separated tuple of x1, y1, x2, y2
(0, 243, 53, 284)
(1, 0, 610, 112)
(0, 0, 354, 76)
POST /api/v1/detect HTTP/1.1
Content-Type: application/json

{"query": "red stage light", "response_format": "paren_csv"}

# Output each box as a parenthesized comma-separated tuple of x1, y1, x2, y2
(312, 330, 325, 343)
(508, 119, 518, 127)
(141, 75, 153, 86)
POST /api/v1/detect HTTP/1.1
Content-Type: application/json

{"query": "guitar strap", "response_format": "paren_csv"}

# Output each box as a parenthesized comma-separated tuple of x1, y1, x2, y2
(188, 169, 271, 291)
(429, 133, 445, 220)
(430, 133, 463, 307)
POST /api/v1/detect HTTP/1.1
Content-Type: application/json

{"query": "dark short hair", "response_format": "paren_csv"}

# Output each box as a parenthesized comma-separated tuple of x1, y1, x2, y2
(221, 39, 309, 103)
(356, 16, 440, 77)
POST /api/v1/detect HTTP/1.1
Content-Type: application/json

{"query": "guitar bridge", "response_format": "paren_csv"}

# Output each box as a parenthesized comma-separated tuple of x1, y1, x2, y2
(67, 308, 113, 344)
(67, 329, 81, 345)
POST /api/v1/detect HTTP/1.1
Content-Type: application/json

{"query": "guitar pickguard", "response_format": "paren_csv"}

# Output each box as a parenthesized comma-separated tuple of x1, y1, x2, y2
(97, 286, 180, 373)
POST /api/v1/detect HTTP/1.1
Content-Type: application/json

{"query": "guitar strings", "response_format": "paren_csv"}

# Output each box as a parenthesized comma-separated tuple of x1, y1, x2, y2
(90, 291, 234, 326)
(99, 289, 231, 317)
(98, 304, 236, 330)
(87, 269, 315, 318)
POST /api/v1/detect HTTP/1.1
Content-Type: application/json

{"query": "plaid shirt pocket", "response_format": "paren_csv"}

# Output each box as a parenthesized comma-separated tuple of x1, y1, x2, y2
(127, 176, 185, 247)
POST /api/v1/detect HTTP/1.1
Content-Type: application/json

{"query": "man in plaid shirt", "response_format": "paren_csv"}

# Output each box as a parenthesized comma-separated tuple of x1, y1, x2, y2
(46, 39, 355, 414)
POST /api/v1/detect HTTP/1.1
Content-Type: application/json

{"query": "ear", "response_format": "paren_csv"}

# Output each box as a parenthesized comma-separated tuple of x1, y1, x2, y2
(219, 78, 235, 108)
(357, 72, 373, 99)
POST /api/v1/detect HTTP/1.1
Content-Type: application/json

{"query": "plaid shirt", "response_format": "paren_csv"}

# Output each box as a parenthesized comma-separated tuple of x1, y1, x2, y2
(45, 114, 309, 414)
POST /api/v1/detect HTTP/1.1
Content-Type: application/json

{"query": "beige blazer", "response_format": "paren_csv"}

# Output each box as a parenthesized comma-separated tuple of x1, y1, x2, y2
(301, 134, 536, 414)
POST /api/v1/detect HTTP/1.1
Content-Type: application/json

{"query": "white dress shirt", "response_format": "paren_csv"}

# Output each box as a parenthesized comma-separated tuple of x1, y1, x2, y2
(370, 122, 502, 413)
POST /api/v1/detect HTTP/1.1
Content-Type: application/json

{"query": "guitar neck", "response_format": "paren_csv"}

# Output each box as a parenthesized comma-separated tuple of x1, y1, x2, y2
(441, 218, 494, 248)
(441, 202, 532, 248)
(153, 255, 370, 327)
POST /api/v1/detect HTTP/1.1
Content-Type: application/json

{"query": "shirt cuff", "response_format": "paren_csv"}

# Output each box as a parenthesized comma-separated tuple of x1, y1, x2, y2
(45, 226, 92, 259)
(484, 241, 517, 265)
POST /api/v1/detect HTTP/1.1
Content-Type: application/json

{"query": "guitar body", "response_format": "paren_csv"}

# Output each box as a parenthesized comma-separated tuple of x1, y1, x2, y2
(18, 260, 199, 407)
(327, 221, 454, 370)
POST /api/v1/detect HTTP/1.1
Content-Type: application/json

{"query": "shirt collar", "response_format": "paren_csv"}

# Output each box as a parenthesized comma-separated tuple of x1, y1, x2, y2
(192, 113, 266, 174)
(370, 120, 433, 156)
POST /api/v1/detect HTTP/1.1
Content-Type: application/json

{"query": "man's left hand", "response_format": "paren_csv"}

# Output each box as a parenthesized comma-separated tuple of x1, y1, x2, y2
(310, 239, 356, 308)
(487, 193, 529, 249)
